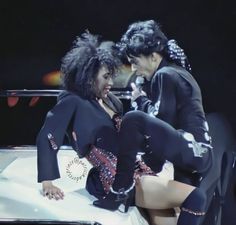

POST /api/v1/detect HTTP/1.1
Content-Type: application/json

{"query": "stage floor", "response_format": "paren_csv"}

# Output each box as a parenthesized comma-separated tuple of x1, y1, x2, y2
(0, 147, 149, 225)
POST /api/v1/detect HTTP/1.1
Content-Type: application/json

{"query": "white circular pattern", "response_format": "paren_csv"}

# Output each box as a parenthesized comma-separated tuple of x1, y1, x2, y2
(66, 157, 88, 182)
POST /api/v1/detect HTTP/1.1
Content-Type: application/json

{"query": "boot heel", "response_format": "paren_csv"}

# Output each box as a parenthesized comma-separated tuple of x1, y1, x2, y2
(116, 193, 133, 213)
(93, 181, 135, 212)
(124, 196, 133, 213)
(122, 187, 135, 213)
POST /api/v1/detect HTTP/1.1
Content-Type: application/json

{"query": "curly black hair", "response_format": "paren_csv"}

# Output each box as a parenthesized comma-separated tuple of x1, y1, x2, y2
(117, 20, 191, 71)
(117, 20, 168, 57)
(61, 32, 121, 99)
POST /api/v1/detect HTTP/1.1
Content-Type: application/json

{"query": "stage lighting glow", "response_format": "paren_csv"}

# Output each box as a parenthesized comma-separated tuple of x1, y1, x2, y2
(7, 97, 19, 107)
(42, 71, 61, 86)
(29, 96, 40, 107)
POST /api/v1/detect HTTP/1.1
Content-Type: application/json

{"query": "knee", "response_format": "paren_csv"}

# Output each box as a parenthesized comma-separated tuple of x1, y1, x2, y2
(122, 111, 146, 126)
(182, 188, 207, 211)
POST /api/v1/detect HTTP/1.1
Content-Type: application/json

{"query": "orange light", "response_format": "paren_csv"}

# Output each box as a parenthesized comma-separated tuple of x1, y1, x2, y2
(42, 71, 61, 86)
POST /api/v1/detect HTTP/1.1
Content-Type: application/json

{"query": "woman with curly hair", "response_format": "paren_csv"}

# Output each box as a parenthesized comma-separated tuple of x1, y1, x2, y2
(37, 32, 124, 200)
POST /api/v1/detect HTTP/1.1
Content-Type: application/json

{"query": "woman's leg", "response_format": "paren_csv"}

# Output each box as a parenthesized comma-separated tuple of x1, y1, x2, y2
(135, 175, 208, 225)
(129, 111, 210, 171)
(135, 175, 194, 225)
(147, 208, 177, 225)
(110, 110, 209, 190)
(135, 175, 207, 225)
(94, 111, 210, 217)
(135, 175, 195, 209)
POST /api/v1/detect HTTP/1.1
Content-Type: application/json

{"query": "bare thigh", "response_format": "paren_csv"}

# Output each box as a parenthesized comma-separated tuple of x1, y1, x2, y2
(135, 175, 195, 209)
(147, 208, 178, 225)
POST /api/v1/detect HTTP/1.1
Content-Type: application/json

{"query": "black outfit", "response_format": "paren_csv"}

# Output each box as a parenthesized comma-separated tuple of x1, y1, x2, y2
(37, 90, 123, 198)
(119, 58, 212, 184)
(106, 59, 214, 222)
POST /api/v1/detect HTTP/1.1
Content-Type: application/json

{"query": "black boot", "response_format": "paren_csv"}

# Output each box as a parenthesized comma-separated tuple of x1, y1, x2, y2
(93, 181, 135, 213)
(177, 188, 207, 225)
(93, 113, 142, 212)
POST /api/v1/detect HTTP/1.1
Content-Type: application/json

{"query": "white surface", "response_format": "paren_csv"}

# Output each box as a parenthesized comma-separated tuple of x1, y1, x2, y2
(0, 150, 149, 225)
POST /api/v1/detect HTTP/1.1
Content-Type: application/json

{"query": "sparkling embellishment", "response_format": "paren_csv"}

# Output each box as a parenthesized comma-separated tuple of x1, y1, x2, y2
(188, 142, 208, 158)
(204, 121, 209, 131)
(110, 181, 135, 195)
(182, 131, 211, 158)
(144, 135, 151, 139)
(47, 133, 58, 150)
(112, 114, 122, 132)
(86, 145, 156, 193)
(86, 146, 117, 194)
(181, 207, 206, 216)
(204, 132, 210, 141)
(167, 39, 191, 71)
(134, 159, 156, 179)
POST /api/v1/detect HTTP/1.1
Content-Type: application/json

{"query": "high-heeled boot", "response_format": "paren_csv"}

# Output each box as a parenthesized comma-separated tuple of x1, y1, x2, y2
(93, 113, 143, 212)
(177, 188, 207, 225)
(93, 181, 135, 213)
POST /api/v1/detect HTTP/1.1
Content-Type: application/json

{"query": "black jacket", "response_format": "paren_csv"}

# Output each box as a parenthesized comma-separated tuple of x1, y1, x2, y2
(37, 90, 123, 182)
(133, 59, 211, 182)
(135, 59, 209, 143)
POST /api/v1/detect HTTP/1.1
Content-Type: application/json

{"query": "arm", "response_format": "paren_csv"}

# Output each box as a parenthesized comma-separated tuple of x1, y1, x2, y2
(37, 93, 78, 199)
(132, 72, 170, 117)
(133, 70, 180, 125)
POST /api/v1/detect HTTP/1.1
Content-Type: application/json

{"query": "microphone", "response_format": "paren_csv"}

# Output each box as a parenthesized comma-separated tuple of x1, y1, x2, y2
(135, 76, 145, 92)
(131, 76, 145, 109)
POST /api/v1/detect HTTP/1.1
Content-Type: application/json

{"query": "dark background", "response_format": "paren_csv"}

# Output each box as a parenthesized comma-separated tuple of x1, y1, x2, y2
(0, 0, 236, 143)
(0, 1, 236, 224)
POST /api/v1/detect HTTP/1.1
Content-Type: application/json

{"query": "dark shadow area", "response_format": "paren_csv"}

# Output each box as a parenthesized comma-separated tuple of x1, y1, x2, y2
(0, 96, 56, 146)
(0, 1, 236, 224)
(0, 0, 235, 134)
(0, 94, 132, 146)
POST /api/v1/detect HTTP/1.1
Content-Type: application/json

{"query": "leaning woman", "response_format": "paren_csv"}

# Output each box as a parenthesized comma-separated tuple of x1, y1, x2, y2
(37, 32, 123, 200)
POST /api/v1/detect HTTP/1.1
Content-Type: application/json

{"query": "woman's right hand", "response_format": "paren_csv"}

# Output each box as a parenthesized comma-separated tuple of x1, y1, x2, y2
(42, 180, 64, 200)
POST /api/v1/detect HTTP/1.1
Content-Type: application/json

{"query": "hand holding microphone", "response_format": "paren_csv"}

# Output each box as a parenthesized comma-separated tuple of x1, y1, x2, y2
(131, 76, 146, 101)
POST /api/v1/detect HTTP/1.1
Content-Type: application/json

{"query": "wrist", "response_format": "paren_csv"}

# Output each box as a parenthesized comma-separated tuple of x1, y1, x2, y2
(42, 180, 53, 185)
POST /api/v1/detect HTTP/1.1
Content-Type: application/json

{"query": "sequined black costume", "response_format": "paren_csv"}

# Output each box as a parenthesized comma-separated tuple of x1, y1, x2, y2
(37, 90, 123, 198)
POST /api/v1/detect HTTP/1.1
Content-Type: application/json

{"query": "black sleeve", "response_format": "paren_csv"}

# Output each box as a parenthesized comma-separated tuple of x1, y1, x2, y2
(133, 72, 162, 116)
(37, 94, 78, 182)
(134, 72, 176, 116)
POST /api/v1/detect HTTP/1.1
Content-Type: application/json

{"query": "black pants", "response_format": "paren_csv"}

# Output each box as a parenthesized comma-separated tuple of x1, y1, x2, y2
(113, 111, 212, 189)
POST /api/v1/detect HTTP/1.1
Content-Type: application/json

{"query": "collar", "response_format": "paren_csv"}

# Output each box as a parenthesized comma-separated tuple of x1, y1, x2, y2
(156, 58, 169, 71)
(148, 58, 169, 82)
